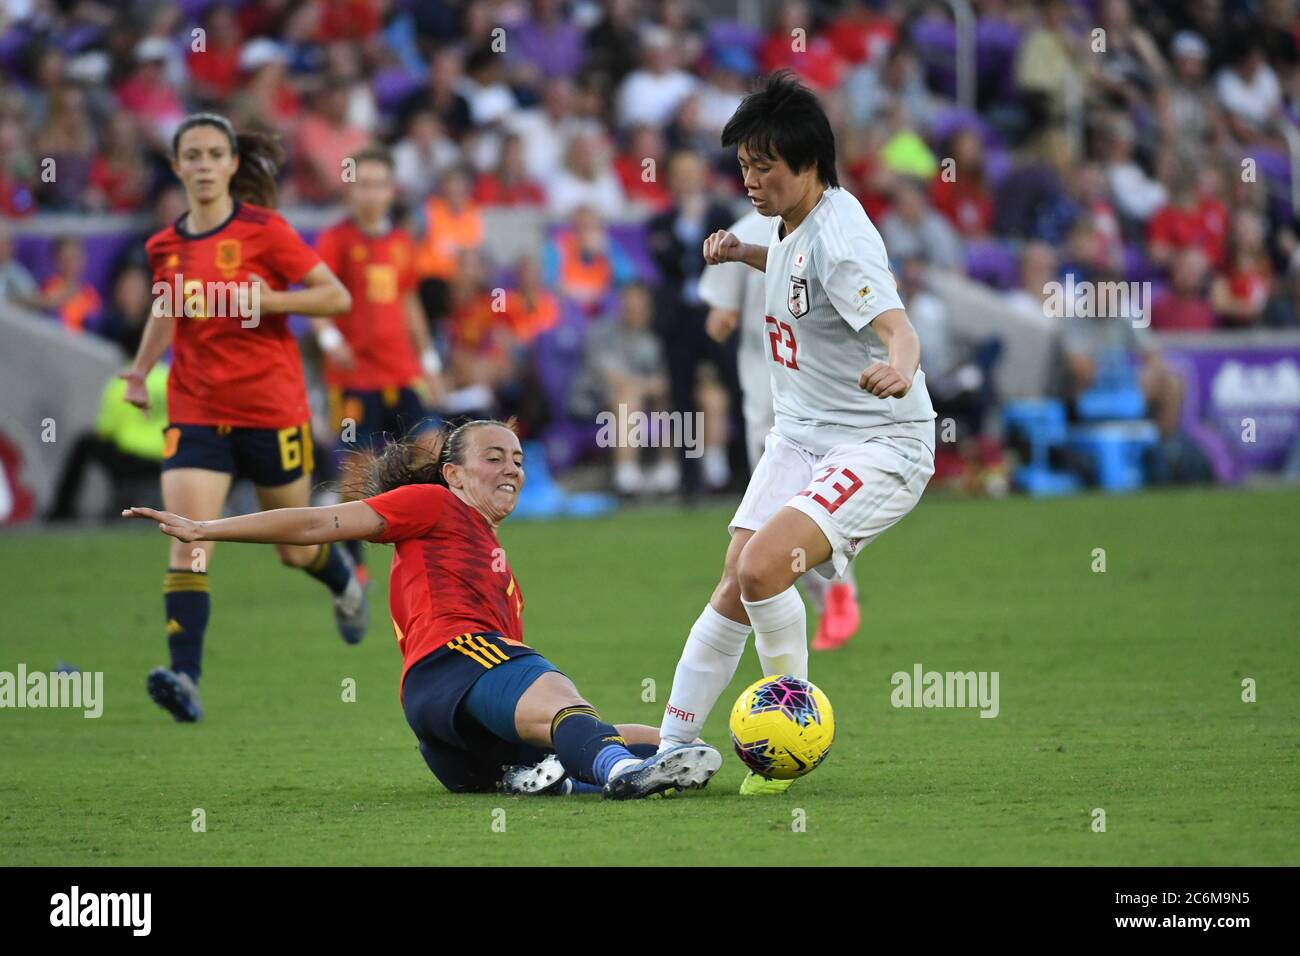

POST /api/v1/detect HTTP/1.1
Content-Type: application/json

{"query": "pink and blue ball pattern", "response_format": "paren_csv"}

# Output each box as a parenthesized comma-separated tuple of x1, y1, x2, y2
(749, 676, 822, 727)
(732, 735, 778, 775)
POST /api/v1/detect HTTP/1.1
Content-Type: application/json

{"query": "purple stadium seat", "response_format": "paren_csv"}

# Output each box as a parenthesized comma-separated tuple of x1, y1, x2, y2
(910, 16, 958, 99)
(604, 223, 659, 284)
(1122, 243, 1163, 284)
(706, 21, 763, 57)
(533, 303, 599, 470)
(61, 25, 103, 53)
(1252, 148, 1290, 187)
(964, 240, 1018, 289)
(0, 26, 33, 76)
(371, 68, 423, 114)
(929, 105, 1004, 150)
(984, 146, 1015, 188)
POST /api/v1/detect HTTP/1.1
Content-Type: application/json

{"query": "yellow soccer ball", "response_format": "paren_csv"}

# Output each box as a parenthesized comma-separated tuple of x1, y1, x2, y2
(729, 675, 835, 780)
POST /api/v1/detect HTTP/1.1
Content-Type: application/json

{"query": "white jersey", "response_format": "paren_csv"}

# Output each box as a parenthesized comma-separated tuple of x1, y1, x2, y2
(761, 186, 935, 456)
(697, 210, 774, 464)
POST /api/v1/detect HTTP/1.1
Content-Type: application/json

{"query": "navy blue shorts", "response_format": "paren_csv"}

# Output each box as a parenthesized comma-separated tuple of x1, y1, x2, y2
(329, 386, 437, 450)
(160, 422, 313, 486)
(402, 633, 561, 793)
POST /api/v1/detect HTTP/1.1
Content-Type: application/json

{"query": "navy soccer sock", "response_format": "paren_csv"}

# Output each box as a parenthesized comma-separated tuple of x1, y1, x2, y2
(163, 569, 210, 682)
(564, 743, 657, 794)
(304, 542, 352, 596)
(550, 706, 640, 786)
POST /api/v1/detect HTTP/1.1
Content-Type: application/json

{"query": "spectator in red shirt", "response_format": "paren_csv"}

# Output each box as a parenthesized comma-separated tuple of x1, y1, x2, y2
(759, 0, 845, 91)
(317, 0, 382, 42)
(86, 113, 150, 212)
(293, 80, 371, 205)
(473, 133, 546, 208)
(1148, 162, 1228, 272)
(930, 128, 995, 238)
(1151, 248, 1215, 331)
(116, 38, 185, 153)
(840, 126, 895, 222)
(187, 5, 243, 103)
(826, 0, 899, 66)
(1211, 208, 1273, 327)
(613, 124, 672, 214)
(1192, 165, 1230, 266)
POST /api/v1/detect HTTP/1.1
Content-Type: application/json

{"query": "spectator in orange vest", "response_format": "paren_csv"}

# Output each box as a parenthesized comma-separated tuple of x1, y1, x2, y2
(504, 255, 560, 343)
(415, 166, 485, 322)
(542, 204, 635, 315)
(442, 249, 514, 419)
(38, 236, 102, 334)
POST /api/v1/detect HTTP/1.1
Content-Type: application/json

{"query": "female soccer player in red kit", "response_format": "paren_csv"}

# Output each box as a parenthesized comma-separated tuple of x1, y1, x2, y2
(125, 420, 722, 799)
(312, 143, 442, 582)
(122, 113, 364, 723)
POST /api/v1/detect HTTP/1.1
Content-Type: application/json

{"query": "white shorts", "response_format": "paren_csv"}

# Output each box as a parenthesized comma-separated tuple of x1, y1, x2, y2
(729, 431, 935, 577)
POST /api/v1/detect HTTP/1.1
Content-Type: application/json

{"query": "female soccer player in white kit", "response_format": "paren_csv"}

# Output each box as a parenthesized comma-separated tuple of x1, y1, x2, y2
(699, 209, 864, 652)
(658, 71, 937, 794)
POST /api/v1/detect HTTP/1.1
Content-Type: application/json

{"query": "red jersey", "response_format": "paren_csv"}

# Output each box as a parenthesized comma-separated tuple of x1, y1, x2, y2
(315, 219, 421, 391)
(145, 202, 321, 428)
(367, 483, 526, 689)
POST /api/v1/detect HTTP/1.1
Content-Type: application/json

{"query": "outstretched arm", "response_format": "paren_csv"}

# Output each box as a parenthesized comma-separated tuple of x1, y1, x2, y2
(123, 500, 386, 545)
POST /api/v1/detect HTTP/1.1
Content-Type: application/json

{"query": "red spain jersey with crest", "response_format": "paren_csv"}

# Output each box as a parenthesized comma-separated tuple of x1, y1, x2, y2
(315, 219, 421, 391)
(366, 483, 525, 690)
(145, 201, 321, 428)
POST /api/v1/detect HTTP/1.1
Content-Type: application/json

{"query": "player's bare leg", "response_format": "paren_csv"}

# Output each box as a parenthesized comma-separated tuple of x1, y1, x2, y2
(257, 475, 368, 644)
(149, 467, 231, 721)
(737, 505, 831, 676)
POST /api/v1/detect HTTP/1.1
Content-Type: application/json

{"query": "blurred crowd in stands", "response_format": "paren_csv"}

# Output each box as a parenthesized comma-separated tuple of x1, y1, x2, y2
(4, 0, 1300, 507)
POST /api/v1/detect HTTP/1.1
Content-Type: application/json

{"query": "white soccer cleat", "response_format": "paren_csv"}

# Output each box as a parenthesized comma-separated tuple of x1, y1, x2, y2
(499, 753, 570, 796)
(602, 743, 722, 800)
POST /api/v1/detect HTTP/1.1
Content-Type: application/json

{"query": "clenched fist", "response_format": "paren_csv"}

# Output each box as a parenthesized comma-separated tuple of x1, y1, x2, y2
(858, 362, 912, 398)
(702, 230, 743, 265)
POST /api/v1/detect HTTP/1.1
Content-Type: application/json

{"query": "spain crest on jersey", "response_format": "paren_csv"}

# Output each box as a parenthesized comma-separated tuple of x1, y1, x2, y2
(788, 275, 809, 319)
(215, 239, 241, 274)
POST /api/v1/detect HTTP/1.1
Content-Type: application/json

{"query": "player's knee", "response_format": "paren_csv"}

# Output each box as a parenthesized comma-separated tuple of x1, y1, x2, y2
(710, 568, 744, 619)
(736, 549, 783, 601)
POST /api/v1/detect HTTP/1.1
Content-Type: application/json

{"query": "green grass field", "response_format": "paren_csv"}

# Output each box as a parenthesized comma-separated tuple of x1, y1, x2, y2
(1, 487, 1297, 866)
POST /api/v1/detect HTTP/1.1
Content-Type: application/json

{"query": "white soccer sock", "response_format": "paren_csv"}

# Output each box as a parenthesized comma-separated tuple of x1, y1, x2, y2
(658, 604, 751, 751)
(743, 586, 808, 681)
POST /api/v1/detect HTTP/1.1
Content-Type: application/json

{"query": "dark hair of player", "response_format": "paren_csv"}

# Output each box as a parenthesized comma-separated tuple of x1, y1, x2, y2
(171, 112, 285, 208)
(352, 419, 517, 496)
(352, 143, 395, 172)
(720, 70, 839, 188)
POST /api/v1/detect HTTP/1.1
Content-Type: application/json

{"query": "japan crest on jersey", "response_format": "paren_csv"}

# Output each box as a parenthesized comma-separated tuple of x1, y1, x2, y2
(788, 275, 809, 318)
